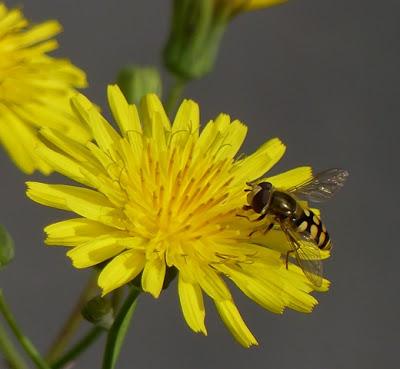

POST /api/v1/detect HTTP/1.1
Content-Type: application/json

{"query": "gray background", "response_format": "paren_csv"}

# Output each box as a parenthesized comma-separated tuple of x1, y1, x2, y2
(0, 0, 398, 368)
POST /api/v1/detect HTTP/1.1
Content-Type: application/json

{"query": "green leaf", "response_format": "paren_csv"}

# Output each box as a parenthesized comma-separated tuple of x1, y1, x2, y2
(102, 287, 140, 369)
(0, 225, 14, 268)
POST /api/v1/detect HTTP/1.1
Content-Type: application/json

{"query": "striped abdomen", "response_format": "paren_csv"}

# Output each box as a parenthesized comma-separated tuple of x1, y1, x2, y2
(294, 208, 331, 250)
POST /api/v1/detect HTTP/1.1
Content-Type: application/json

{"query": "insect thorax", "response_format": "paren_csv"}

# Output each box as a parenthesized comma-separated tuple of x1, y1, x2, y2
(269, 191, 298, 219)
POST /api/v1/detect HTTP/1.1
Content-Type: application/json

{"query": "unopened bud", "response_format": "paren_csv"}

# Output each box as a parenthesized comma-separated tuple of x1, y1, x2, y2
(117, 65, 162, 105)
(82, 296, 114, 329)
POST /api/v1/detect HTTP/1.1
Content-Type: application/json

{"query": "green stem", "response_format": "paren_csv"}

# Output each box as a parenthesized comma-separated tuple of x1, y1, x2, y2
(165, 77, 187, 117)
(0, 290, 51, 369)
(50, 326, 104, 369)
(46, 272, 98, 362)
(111, 288, 124, 314)
(102, 287, 140, 369)
(0, 321, 28, 369)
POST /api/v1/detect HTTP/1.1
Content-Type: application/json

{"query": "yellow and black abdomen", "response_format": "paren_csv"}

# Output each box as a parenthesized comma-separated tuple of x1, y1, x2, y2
(294, 208, 331, 250)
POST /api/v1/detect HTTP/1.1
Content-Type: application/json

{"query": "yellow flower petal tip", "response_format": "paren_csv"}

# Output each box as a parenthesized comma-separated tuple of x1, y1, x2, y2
(27, 85, 330, 346)
(0, 4, 89, 174)
(241, 0, 288, 11)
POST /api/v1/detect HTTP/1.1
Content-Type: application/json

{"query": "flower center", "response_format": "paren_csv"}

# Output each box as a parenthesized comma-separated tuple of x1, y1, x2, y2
(122, 139, 242, 249)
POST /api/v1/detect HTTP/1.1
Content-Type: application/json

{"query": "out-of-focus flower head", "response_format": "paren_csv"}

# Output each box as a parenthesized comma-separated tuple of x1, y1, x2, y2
(0, 3, 90, 174)
(27, 85, 329, 347)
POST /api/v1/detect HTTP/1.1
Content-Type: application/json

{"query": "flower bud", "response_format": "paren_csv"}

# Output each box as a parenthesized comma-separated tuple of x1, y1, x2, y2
(82, 296, 114, 329)
(163, 0, 288, 80)
(117, 66, 162, 105)
(163, 0, 230, 80)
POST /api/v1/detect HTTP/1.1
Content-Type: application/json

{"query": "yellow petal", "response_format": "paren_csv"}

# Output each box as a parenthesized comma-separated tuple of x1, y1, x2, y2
(107, 85, 142, 137)
(178, 273, 207, 335)
(17, 20, 61, 47)
(219, 264, 285, 314)
(215, 117, 248, 159)
(215, 300, 258, 348)
(196, 115, 247, 160)
(141, 256, 166, 298)
(0, 106, 51, 174)
(26, 182, 125, 229)
(171, 99, 200, 146)
(232, 137, 286, 184)
(45, 218, 122, 246)
(67, 236, 126, 268)
(71, 93, 121, 156)
(243, 0, 288, 11)
(191, 261, 231, 301)
(99, 249, 145, 295)
(139, 93, 171, 138)
(39, 128, 97, 166)
(35, 144, 90, 186)
(266, 166, 312, 190)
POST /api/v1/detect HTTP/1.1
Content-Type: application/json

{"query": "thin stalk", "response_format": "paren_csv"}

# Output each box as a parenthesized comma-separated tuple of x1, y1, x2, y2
(102, 287, 140, 369)
(111, 288, 124, 315)
(0, 321, 28, 369)
(46, 272, 98, 362)
(165, 77, 187, 116)
(0, 290, 51, 369)
(50, 326, 104, 369)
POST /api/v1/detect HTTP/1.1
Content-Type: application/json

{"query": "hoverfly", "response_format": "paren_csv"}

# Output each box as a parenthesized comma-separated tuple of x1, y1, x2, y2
(243, 168, 349, 287)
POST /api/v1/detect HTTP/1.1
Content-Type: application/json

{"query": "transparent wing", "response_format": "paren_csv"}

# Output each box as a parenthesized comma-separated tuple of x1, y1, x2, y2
(287, 168, 349, 203)
(279, 220, 323, 287)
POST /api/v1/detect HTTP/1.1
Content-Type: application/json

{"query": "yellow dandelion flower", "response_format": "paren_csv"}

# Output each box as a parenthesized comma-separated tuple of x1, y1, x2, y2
(26, 85, 329, 347)
(0, 3, 89, 174)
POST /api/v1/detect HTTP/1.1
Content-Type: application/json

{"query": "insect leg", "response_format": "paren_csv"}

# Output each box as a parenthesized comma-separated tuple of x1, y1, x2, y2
(263, 222, 274, 235)
(277, 220, 299, 270)
(254, 213, 267, 222)
(285, 250, 295, 269)
(236, 214, 252, 221)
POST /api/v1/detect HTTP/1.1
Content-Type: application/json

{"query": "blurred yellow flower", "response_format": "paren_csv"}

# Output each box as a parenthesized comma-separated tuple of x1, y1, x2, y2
(0, 3, 89, 174)
(27, 86, 328, 347)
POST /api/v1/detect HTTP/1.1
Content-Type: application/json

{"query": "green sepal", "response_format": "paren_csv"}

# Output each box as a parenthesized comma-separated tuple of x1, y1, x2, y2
(0, 225, 14, 269)
(117, 65, 162, 105)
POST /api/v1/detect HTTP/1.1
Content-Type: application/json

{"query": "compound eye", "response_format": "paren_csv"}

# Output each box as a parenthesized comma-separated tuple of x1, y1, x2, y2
(251, 185, 271, 213)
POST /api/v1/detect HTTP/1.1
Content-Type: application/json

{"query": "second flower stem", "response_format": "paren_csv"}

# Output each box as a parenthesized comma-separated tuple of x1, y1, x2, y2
(0, 321, 28, 369)
(165, 77, 187, 117)
(0, 290, 51, 369)
(50, 326, 104, 369)
(46, 272, 98, 362)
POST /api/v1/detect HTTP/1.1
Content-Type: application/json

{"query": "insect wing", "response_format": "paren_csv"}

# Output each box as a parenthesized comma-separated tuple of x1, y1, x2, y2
(280, 221, 323, 287)
(287, 168, 349, 203)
